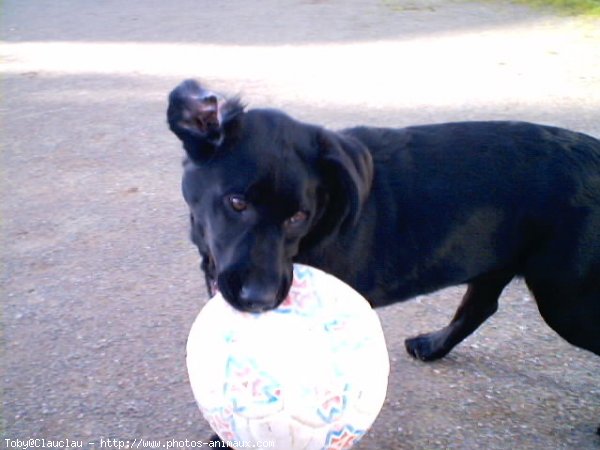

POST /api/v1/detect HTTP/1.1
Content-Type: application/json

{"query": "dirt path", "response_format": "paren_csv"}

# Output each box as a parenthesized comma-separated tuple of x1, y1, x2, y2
(2, 1, 599, 448)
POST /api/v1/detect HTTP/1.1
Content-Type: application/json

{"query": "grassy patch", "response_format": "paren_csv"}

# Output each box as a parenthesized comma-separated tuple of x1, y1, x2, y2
(511, 0, 600, 15)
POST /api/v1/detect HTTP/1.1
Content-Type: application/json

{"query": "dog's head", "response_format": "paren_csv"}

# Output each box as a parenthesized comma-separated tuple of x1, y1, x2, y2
(167, 80, 373, 312)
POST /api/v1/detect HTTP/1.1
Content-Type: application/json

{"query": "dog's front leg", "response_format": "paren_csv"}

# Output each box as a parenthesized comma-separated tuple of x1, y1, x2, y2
(405, 269, 514, 361)
(208, 434, 232, 449)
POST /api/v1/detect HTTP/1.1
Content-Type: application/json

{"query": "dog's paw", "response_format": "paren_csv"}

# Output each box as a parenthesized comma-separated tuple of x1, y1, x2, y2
(209, 434, 232, 449)
(405, 333, 449, 361)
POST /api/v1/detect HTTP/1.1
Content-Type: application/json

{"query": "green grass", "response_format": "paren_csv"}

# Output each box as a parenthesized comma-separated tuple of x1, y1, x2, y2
(511, 0, 600, 15)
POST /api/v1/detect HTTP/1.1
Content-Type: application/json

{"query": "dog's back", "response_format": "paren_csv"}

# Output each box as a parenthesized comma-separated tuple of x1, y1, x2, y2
(335, 121, 600, 355)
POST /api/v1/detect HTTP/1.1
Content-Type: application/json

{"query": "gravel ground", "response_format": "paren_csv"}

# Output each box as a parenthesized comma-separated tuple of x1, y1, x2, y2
(1, 1, 599, 449)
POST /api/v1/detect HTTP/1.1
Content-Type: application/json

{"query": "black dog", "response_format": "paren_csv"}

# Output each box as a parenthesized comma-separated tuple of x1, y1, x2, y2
(168, 79, 599, 433)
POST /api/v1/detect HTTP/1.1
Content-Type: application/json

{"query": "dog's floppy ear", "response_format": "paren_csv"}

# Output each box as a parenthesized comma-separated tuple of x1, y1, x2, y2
(167, 79, 244, 162)
(307, 130, 373, 245)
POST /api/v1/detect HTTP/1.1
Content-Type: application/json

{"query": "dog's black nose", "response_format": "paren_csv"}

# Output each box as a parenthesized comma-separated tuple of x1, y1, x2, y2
(238, 285, 278, 312)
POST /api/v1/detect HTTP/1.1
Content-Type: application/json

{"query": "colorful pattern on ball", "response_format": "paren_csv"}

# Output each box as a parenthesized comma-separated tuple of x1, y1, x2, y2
(203, 406, 236, 442)
(223, 357, 282, 413)
(324, 425, 366, 450)
(275, 265, 322, 316)
(317, 386, 348, 423)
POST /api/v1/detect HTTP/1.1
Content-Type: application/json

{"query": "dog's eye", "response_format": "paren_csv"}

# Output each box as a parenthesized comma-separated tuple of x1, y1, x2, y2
(285, 210, 309, 227)
(228, 195, 248, 212)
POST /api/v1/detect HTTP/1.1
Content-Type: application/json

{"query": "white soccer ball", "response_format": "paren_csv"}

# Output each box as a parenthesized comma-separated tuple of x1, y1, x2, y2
(186, 264, 389, 450)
